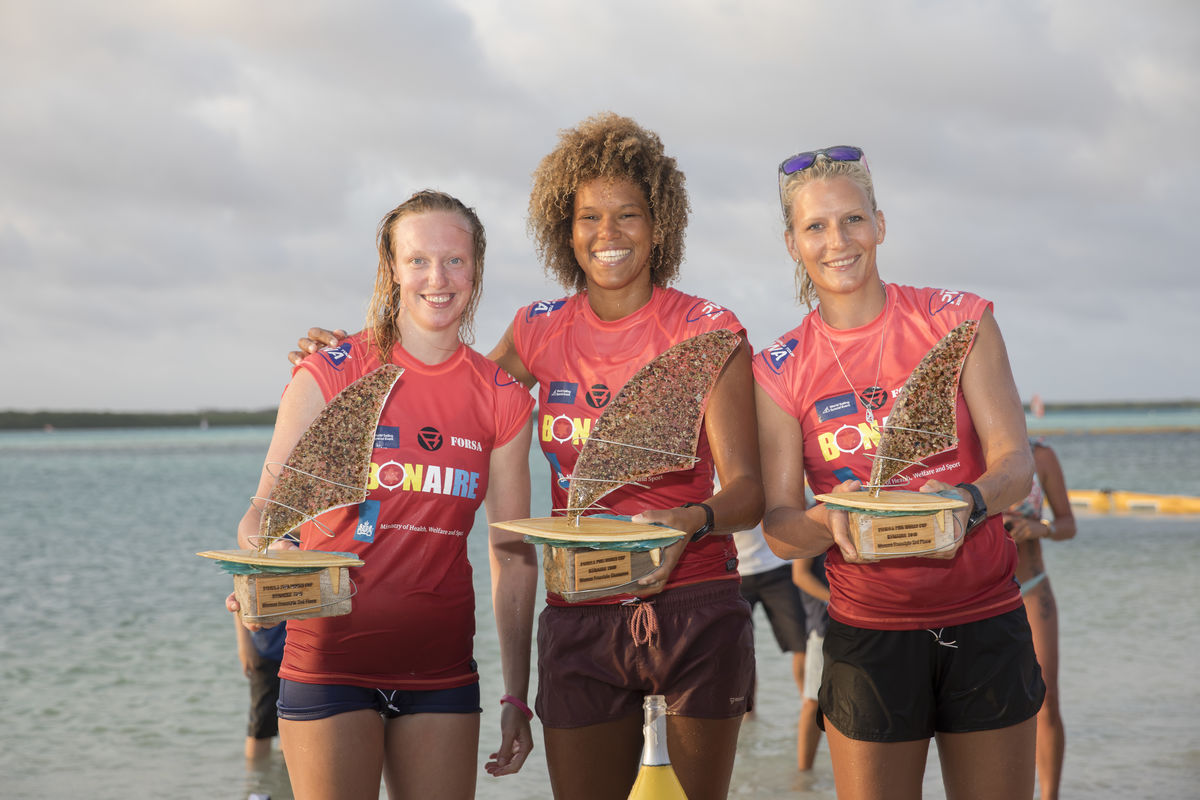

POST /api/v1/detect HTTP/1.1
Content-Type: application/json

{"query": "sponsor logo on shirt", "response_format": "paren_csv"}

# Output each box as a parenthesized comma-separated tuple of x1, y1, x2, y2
(355, 499, 380, 542)
(417, 426, 443, 451)
(451, 436, 483, 452)
(374, 425, 400, 449)
(525, 299, 566, 321)
(860, 386, 889, 412)
(815, 392, 859, 422)
(761, 338, 798, 375)
(547, 381, 578, 405)
(318, 342, 353, 371)
(818, 420, 882, 461)
(584, 384, 610, 409)
(685, 299, 728, 323)
(368, 460, 480, 499)
(541, 413, 592, 445)
(929, 289, 966, 315)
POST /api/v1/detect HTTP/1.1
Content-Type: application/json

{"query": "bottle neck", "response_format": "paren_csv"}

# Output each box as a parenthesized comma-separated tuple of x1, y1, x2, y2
(640, 696, 671, 766)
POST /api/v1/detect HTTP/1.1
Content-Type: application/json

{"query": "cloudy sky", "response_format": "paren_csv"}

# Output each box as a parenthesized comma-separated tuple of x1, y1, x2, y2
(3, 0, 1196, 412)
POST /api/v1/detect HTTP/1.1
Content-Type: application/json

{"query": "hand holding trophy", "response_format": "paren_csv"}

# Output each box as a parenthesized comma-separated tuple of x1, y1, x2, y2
(815, 321, 979, 561)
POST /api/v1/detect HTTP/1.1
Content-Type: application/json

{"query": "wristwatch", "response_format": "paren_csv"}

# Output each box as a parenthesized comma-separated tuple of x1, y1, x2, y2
(955, 482, 988, 532)
(683, 502, 714, 542)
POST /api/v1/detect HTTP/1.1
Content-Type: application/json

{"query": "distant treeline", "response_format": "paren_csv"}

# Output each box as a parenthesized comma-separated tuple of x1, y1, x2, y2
(0, 409, 278, 430)
(3, 400, 1197, 432)
(1026, 400, 1200, 412)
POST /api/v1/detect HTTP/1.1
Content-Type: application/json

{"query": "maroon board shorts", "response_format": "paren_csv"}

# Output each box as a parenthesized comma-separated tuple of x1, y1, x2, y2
(535, 579, 755, 728)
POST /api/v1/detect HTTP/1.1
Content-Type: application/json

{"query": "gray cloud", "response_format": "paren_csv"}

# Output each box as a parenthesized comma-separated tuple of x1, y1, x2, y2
(1, 0, 1196, 410)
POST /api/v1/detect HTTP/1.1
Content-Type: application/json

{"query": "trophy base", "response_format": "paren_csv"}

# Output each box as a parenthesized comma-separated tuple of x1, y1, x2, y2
(233, 566, 353, 624)
(543, 545, 663, 602)
(814, 490, 966, 561)
(848, 509, 956, 560)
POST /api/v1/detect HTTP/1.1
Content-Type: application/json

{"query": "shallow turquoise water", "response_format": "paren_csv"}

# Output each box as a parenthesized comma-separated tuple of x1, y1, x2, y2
(0, 422, 1196, 799)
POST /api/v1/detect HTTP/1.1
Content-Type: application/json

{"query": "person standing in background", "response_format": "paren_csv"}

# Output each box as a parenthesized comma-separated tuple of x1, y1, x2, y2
(733, 522, 812, 771)
(791, 554, 829, 771)
(236, 619, 286, 761)
(1003, 439, 1076, 800)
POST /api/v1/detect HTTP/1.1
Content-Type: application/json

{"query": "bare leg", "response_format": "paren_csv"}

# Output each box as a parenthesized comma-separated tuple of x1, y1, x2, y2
(381, 712, 480, 800)
(824, 722, 929, 800)
(245, 736, 273, 761)
(543, 715, 643, 800)
(798, 698, 822, 770)
(937, 716, 1037, 800)
(279, 710, 385, 800)
(666, 715, 743, 800)
(1025, 580, 1064, 800)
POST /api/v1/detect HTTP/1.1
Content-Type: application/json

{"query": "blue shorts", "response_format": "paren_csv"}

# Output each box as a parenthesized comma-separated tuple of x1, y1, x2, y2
(277, 679, 481, 722)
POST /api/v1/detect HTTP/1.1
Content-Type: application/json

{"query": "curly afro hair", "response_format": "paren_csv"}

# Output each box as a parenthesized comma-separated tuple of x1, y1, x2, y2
(528, 112, 690, 293)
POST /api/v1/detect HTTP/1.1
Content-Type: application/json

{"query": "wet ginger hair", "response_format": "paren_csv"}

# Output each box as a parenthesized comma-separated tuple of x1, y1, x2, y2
(528, 112, 689, 292)
(365, 190, 486, 363)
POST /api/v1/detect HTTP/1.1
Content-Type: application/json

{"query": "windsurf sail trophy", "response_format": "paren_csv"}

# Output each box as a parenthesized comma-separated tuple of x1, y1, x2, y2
(494, 329, 742, 601)
(815, 321, 977, 560)
(198, 364, 404, 622)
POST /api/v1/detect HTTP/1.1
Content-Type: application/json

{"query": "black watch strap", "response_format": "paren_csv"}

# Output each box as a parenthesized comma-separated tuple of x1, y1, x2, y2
(955, 482, 988, 532)
(683, 502, 714, 542)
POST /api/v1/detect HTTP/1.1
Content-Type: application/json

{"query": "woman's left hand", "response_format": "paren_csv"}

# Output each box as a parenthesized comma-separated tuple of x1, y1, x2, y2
(919, 480, 971, 559)
(485, 703, 534, 777)
(627, 506, 698, 596)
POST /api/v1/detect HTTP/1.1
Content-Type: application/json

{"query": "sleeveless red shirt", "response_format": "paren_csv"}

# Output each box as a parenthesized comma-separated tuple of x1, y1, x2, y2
(754, 284, 1021, 629)
(512, 286, 746, 601)
(278, 333, 534, 689)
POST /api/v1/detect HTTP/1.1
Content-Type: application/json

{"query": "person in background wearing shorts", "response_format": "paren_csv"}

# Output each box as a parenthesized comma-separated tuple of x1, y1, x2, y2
(792, 553, 829, 771)
(236, 618, 286, 761)
(733, 523, 810, 770)
(1003, 438, 1076, 800)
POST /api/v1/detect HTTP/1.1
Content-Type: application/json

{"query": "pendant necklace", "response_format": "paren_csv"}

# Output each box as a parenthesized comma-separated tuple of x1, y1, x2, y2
(819, 293, 890, 425)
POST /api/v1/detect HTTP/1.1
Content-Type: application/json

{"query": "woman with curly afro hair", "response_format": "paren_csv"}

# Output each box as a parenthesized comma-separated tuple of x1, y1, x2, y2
(490, 112, 762, 800)
(293, 113, 762, 800)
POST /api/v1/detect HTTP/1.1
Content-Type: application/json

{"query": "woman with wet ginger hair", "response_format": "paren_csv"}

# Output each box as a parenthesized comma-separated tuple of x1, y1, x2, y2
(755, 147, 1044, 800)
(236, 190, 537, 800)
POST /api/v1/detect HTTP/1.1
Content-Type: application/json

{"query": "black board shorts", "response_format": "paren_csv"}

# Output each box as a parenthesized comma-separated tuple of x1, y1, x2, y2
(819, 606, 1045, 742)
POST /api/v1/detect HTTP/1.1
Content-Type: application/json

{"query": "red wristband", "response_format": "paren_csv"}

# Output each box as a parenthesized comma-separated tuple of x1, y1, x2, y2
(500, 694, 533, 721)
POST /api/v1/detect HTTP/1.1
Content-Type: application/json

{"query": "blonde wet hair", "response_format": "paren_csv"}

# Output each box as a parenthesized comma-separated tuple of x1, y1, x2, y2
(780, 156, 877, 308)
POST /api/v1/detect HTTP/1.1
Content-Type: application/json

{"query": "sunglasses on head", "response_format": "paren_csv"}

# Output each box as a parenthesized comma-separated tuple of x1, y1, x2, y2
(778, 146, 866, 176)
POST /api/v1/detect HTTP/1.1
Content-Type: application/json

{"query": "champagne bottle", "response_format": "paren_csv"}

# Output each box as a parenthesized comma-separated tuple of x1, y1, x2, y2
(627, 695, 688, 799)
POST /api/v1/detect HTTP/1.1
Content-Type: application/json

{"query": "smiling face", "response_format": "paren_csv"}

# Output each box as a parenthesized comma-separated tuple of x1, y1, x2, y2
(785, 175, 886, 302)
(571, 177, 655, 299)
(388, 210, 477, 342)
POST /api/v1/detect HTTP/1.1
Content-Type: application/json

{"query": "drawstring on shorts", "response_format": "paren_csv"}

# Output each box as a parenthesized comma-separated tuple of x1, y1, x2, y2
(926, 628, 959, 649)
(377, 689, 403, 714)
(624, 598, 660, 647)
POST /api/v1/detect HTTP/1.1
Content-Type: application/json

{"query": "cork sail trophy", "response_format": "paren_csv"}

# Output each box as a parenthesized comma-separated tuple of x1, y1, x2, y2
(493, 329, 742, 601)
(197, 365, 404, 623)
(814, 321, 979, 560)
